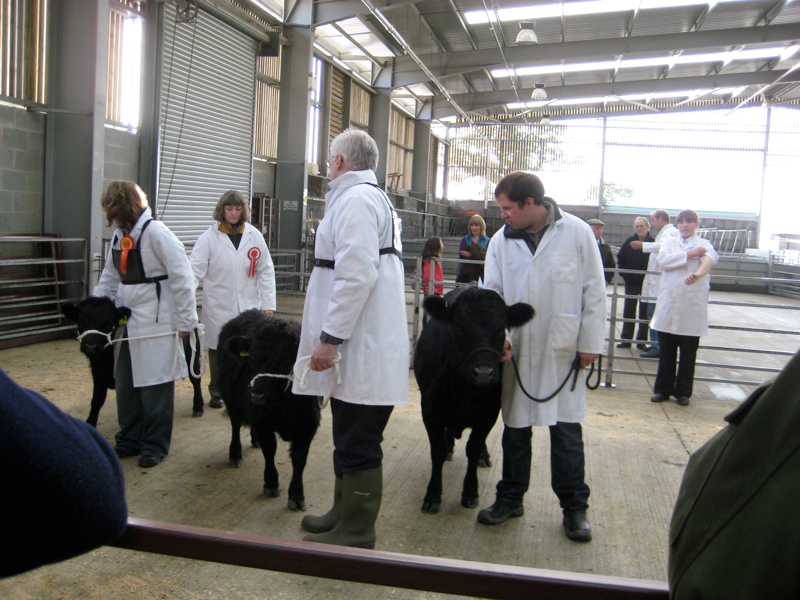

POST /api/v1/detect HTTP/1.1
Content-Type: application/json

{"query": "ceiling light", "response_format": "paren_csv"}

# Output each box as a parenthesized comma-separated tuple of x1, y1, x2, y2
(532, 83, 547, 99)
(516, 22, 538, 45)
(540, 115, 552, 125)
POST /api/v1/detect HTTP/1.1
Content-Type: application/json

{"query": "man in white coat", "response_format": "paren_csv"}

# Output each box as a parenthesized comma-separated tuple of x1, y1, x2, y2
(94, 181, 199, 468)
(629, 209, 680, 358)
(478, 171, 606, 542)
(295, 129, 408, 549)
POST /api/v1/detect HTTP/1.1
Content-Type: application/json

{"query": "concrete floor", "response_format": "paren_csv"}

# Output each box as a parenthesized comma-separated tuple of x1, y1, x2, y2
(1, 288, 798, 599)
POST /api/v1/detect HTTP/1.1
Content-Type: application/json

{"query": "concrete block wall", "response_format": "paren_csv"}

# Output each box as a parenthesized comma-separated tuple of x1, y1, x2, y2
(103, 127, 140, 191)
(0, 103, 45, 234)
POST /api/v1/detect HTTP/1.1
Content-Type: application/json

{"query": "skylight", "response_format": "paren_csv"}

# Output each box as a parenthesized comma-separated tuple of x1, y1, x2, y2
(466, 0, 751, 24)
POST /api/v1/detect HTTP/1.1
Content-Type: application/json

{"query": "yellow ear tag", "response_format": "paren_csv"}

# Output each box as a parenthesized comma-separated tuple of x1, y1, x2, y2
(118, 316, 128, 325)
(239, 351, 249, 357)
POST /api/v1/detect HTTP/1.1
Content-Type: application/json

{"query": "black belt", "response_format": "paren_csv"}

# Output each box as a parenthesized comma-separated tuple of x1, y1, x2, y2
(314, 247, 402, 269)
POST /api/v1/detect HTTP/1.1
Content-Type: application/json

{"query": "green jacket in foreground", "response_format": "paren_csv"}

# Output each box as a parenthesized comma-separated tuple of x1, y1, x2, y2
(669, 348, 800, 599)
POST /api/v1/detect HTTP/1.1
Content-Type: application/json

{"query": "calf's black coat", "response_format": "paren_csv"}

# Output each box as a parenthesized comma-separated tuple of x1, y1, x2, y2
(218, 309, 320, 511)
(414, 286, 534, 514)
(63, 296, 205, 427)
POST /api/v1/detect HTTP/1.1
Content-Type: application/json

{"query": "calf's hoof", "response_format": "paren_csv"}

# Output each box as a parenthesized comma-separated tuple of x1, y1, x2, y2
(287, 498, 306, 512)
(209, 397, 224, 409)
(445, 452, 453, 462)
(251, 436, 261, 449)
(421, 499, 441, 514)
(263, 486, 280, 498)
(461, 495, 479, 509)
(477, 456, 492, 468)
(192, 409, 204, 418)
(229, 457, 243, 468)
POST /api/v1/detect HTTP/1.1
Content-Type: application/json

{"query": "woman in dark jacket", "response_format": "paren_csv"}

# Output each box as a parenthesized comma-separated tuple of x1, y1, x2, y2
(616, 216, 655, 348)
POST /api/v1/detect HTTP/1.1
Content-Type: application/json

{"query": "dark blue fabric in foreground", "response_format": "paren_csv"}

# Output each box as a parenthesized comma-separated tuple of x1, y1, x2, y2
(0, 367, 128, 578)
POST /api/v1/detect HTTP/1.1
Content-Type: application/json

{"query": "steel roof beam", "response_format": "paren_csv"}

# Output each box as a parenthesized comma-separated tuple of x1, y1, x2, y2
(389, 23, 800, 87)
(431, 69, 800, 118)
(761, 0, 793, 25)
(314, 0, 419, 25)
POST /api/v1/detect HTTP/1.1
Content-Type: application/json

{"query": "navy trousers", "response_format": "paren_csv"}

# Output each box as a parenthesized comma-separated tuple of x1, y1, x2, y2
(496, 422, 590, 515)
(330, 398, 393, 476)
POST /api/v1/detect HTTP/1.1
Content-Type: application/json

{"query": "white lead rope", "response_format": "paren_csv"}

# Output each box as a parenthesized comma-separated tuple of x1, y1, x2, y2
(76, 324, 206, 379)
(250, 352, 342, 409)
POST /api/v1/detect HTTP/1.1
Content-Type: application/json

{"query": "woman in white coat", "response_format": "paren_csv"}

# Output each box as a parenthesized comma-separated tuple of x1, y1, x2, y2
(650, 209, 718, 407)
(189, 191, 276, 407)
(94, 181, 199, 468)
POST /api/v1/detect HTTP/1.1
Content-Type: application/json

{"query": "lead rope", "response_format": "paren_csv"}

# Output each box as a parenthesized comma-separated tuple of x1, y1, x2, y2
(76, 324, 206, 379)
(295, 352, 342, 409)
(510, 353, 601, 403)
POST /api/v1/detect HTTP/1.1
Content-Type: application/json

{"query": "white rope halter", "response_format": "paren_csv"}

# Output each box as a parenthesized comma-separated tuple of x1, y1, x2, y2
(76, 324, 206, 379)
(249, 352, 342, 409)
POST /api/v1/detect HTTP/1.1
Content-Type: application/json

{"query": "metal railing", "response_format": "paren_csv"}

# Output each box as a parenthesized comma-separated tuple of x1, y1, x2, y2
(604, 268, 800, 387)
(113, 517, 668, 599)
(0, 235, 88, 347)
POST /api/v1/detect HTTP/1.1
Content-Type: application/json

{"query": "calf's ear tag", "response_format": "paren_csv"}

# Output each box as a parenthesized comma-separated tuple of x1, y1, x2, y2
(239, 351, 249, 357)
(118, 316, 128, 325)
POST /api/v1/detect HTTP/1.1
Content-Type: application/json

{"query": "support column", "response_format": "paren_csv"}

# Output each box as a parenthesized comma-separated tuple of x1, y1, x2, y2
(44, 0, 109, 292)
(275, 24, 313, 252)
(410, 118, 431, 203)
(369, 87, 392, 189)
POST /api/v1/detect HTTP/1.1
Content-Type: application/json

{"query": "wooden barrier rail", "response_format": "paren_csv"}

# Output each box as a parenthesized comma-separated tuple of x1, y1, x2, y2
(113, 518, 669, 600)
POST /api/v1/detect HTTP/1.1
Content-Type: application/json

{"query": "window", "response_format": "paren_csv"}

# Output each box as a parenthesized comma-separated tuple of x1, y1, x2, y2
(106, 2, 144, 129)
(0, 0, 48, 104)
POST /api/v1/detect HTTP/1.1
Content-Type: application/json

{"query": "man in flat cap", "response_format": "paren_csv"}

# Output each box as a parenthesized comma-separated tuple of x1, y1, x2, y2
(588, 219, 615, 284)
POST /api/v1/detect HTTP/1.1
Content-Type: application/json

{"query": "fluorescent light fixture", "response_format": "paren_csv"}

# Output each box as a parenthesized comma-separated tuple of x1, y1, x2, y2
(780, 45, 800, 62)
(550, 96, 617, 105)
(250, 0, 283, 22)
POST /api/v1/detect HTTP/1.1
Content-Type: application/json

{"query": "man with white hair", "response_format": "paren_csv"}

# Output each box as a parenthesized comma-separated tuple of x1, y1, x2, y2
(295, 129, 408, 549)
(630, 209, 680, 359)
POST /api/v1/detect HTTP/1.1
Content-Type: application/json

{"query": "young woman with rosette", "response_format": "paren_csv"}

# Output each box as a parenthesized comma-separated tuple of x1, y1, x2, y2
(190, 190, 276, 408)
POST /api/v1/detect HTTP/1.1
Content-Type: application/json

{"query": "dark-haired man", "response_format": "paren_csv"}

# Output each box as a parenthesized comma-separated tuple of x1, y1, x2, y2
(478, 171, 606, 542)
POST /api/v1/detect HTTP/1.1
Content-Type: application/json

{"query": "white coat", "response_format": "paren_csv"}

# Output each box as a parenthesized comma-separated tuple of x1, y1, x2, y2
(189, 222, 276, 349)
(650, 234, 718, 337)
(94, 207, 199, 387)
(641, 223, 680, 300)
(483, 206, 606, 427)
(292, 169, 409, 406)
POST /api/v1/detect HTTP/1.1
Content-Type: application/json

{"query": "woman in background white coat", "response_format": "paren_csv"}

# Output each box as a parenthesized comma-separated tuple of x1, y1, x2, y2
(650, 209, 718, 407)
(190, 191, 276, 407)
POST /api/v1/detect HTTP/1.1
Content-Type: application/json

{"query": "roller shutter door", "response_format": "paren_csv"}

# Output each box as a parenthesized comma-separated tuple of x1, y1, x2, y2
(157, 4, 257, 249)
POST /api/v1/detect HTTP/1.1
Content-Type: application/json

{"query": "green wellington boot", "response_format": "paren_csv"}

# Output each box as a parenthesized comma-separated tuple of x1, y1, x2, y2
(301, 475, 342, 533)
(303, 466, 382, 549)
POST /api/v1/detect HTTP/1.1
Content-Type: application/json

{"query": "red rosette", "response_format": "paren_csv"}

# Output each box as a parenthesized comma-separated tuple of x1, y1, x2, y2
(247, 247, 261, 278)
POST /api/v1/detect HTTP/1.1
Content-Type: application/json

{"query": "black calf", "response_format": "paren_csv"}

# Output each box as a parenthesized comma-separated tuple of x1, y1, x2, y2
(218, 309, 320, 512)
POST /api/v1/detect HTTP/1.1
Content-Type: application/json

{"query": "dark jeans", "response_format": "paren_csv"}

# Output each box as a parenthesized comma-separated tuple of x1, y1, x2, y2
(654, 331, 700, 399)
(330, 398, 393, 476)
(621, 282, 649, 344)
(646, 302, 659, 349)
(114, 338, 175, 459)
(496, 422, 590, 515)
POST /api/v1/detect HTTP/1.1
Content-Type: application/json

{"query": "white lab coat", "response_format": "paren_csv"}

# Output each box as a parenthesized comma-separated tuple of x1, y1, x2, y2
(292, 169, 409, 406)
(641, 223, 680, 300)
(650, 234, 718, 337)
(189, 222, 276, 349)
(483, 208, 606, 427)
(94, 207, 199, 387)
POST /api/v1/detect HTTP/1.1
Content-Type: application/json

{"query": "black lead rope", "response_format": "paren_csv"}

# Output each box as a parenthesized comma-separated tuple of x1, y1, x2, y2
(510, 354, 602, 403)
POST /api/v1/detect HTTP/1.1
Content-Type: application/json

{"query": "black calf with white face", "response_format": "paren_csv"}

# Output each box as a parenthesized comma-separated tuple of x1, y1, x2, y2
(415, 286, 534, 515)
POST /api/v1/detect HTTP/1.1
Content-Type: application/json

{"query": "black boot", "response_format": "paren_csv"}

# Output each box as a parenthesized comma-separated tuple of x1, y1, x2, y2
(301, 476, 342, 533)
(477, 499, 524, 525)
(303, 467, 382, 549)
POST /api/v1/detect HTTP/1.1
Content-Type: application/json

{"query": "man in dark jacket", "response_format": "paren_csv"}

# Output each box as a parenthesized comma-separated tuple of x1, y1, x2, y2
(587, 219, 615, 284)
(669, 348, 800, 599)
(615, 216, 654, 349)
(1, 368, 128, 578)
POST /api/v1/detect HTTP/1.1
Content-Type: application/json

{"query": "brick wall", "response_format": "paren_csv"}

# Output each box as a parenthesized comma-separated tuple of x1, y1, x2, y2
(0, 103, 45, 234)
